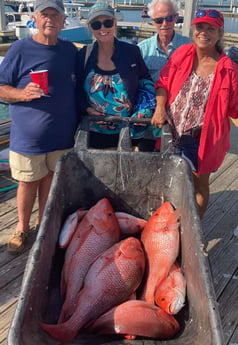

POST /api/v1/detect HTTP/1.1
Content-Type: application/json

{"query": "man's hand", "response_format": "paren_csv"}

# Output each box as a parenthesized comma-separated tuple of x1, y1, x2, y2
(0, 83, 43, 103)
(21, 82, 44, 101)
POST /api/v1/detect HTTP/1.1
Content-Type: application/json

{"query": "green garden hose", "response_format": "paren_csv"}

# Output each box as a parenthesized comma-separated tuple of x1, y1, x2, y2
(0, 159, 18, 192)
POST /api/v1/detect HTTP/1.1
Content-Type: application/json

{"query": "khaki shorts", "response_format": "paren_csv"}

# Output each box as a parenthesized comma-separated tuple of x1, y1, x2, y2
(9, 149, 72, 182)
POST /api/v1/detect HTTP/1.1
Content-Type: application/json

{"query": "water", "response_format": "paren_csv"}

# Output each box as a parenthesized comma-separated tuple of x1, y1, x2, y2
(0, 103, 10, 124)
(197, 0, 238, 9)
(120, 9, 238, 34)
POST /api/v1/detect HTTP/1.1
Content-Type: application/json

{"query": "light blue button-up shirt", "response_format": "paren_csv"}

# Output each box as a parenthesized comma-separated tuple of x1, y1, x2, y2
(138, 32, 190, 83)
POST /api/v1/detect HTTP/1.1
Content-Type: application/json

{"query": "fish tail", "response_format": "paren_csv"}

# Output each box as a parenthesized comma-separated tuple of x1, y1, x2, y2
(40, 321, 77, 343)
(58, 300, 74, 323)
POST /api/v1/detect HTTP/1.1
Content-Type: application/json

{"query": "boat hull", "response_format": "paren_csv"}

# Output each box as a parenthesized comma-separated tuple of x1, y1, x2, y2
(59, 25, 92, 43)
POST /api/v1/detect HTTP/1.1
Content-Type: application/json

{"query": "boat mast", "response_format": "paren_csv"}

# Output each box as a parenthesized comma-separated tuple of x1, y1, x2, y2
(182, 0, 199, 38)
(0, 0, 7, 32)
(230, 0, 235, 11)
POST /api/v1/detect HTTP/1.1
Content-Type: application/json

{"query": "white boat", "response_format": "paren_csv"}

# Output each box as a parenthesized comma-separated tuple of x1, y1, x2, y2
(60, 3, 92, 42)
(70, 1, 124, 21)
(114, 6, 124, 21)
(70, 1, 90, 19)
(5, 1, 92, 43)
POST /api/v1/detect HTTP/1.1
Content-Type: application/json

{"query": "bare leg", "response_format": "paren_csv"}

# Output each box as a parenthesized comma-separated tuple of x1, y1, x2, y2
(8, 172, 54, 253)
(37, 170, 54, 224)
(14, 180, 40, 233)
(192, 171, 210, 219)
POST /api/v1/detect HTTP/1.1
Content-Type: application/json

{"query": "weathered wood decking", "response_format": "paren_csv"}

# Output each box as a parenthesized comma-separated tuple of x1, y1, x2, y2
(0, 149, 238, 345)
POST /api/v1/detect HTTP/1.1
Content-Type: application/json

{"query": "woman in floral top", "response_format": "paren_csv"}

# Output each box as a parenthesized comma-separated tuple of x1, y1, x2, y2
(77, 2, 158, 150)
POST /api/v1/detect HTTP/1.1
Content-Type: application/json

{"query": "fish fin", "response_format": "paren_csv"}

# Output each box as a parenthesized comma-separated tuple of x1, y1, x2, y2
(40, 322, 77, 343)
(168, 287, 186, 314)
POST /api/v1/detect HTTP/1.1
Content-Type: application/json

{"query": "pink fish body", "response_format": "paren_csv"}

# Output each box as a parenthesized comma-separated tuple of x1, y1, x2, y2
(87, 300, 180, 339)
(115, 212, 147, 237)
(58, 209, 87, 249)
(41, 237, 145, 343)
(59, 198, 121, 322)
(154, 261, 186, 314)
(140, 201, 180, 304)
(60, 214, 91, 296)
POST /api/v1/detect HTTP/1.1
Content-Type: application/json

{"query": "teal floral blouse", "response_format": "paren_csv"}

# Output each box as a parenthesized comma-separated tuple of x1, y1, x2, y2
(84, 65, 161, 139)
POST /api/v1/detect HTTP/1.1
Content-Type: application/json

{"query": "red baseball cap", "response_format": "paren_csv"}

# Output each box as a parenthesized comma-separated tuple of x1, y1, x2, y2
(191, 9, 224, 29)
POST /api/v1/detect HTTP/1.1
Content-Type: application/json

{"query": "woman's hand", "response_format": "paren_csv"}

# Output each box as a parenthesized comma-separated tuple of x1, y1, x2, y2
(86, 107, 106, 124)
(151, 105, 171, 128)
(86, 106, 103, 116)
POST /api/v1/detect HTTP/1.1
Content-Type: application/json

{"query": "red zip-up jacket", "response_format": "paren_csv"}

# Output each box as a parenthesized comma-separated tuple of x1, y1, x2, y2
(155, 44, 238, 174)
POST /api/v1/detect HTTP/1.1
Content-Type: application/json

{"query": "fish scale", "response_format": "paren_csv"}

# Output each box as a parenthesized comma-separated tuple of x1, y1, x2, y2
(58, 198, 121, 323)
(41, 237, 145, 343)
(140, 201, 180, 304)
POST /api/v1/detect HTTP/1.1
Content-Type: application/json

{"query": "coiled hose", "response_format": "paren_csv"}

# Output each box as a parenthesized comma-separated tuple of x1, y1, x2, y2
(0, 159, 18, 192)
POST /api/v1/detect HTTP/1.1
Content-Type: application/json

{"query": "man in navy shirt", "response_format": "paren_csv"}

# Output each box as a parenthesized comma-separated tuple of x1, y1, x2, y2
(0, 0, 79, 253)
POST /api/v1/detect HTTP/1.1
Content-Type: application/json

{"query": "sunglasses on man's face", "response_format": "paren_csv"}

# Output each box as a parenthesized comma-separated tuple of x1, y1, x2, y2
(90, 19, 114, 30)
(153, 14, 176, 24)
(195, 9, 223, 20)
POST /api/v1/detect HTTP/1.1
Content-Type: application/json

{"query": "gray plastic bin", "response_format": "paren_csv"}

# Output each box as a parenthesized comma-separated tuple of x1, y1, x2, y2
(7, 120, 224, 345)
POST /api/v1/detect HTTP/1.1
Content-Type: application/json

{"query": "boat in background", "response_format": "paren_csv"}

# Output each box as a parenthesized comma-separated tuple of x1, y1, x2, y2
(114, 5, 124, 21)
(60, 2, 92, 42)
(70, 0, 124, 20)
(5, 1, 92, 44)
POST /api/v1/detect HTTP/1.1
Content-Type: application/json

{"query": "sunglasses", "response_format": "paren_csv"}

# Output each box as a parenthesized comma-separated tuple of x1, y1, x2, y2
(153, 15, 176, 24)
(195, 9, 224, 20)
(90, 19, 114, 30)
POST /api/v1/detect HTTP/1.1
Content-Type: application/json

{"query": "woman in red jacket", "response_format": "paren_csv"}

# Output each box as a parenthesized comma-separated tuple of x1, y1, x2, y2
(152, 9, 238, 218)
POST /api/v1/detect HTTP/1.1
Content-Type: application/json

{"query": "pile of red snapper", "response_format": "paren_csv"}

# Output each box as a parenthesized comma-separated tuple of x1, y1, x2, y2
(40, 198, 186, 343)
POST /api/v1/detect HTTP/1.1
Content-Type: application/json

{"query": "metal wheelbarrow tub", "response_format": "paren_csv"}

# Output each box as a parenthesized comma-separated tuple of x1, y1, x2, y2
(7, 118, 224, 345)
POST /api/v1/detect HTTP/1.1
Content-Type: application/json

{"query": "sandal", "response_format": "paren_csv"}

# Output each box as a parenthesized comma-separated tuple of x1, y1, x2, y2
(7, 230, 28, 254)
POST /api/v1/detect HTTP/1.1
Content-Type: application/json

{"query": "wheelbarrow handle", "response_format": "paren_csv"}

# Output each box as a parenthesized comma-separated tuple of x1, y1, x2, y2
(75, 115, 173, 154)
(79, 115, 152, 130)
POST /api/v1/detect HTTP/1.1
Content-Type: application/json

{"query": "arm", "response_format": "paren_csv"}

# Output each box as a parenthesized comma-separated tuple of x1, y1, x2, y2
(0, 84, 43, 103)
(0, 41, 43, 103)
(77, 46, 102, 116)
(228, 63, 238, 119)
(151, 87, 172, 128)
(137, 45, 152, 82)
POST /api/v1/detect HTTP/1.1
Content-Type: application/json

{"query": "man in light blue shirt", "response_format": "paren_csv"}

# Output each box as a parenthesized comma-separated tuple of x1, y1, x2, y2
(138, 0, 190, 83)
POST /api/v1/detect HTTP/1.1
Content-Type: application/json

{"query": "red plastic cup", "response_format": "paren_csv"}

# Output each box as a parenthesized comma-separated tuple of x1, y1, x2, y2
(30, 70, 49, 95)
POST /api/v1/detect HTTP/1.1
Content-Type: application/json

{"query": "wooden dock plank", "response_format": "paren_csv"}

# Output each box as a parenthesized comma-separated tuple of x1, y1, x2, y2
(0, 303, 16, 345)
(218, 268, 238, 344)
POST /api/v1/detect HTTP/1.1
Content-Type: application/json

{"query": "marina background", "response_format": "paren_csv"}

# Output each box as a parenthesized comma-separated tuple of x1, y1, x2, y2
(1, 0, 238, 152)
(117, 9, 238, 34)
